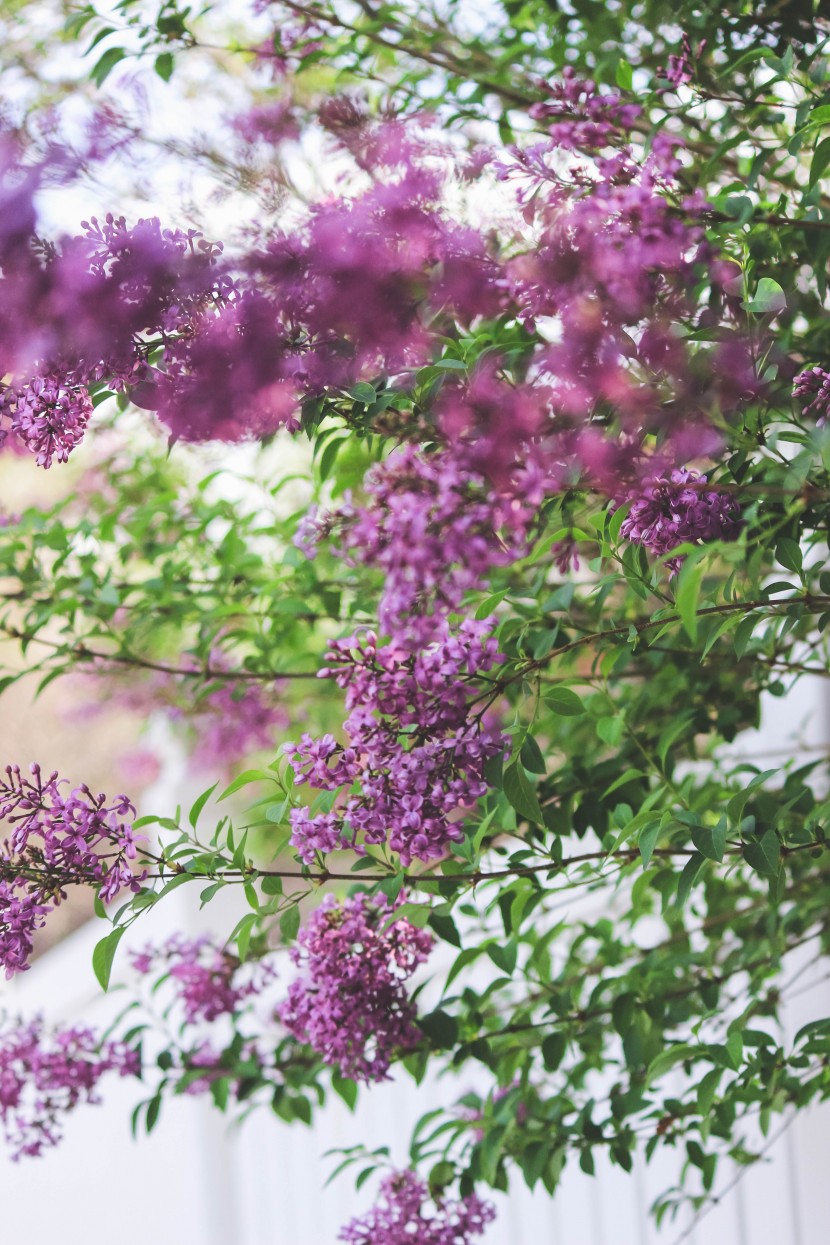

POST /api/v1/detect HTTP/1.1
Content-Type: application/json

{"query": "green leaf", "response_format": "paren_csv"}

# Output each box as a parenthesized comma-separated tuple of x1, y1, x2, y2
(429, 913, 462, 947)
(775, 537, 803, 575)
(218, 769, 279, 800)
(520, 734, 546, 775)
(691, 817, 728, 863)
(645, 1043, 698, 1086)
(419, 1010, 458, 1049)
(503, 760, 544, 824)
(615, 60, 633, 90)
(486, 940, 518, 975)
(675, 549, 706, 642)
(90, 46, 127, 86)
(743, 831, 780, 877)
(189, 782, 218, 829)
(743, 277, 786, 314)
(639, 821, 661, 868)
(348, 382, 377, 404)
(542, 1032, 567, 1071)
(279, 905, 301, 943)
(154, 52, 174, 81)
(92, 926, 126, 991)
(544, 686, 585, 716)
(331, 1073, 358, 1110)
(809, 136, 830, 187)
(675, 852, 705, 908)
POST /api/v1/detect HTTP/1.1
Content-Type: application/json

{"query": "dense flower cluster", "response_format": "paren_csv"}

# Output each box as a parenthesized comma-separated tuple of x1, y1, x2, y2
(279, 893, 433, 1082)
(528, 65, 641, 148)
(0, 764, 142, 977)
(285, 621, 505, 865)
(1, 78, 756, 488)
(131, 934, 277, 1024)
(318, 445, 531, 646)
(793, 367, 830, 424)
(0, 372, 92, 467)
(0, 1014, 138, 1159)
(618, 468, 742, 569)
(338, 1170, 495, 1245)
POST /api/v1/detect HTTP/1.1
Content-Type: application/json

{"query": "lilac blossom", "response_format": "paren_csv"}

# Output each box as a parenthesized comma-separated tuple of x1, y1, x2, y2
(0, 764, 143, 977)
(130, 934, 277, 1024)
(793, 367, 830, 424)
(618, 468, 742, 570)
(338, 1170, 495, 1245)
(528, 66, 641, 149)
(280, 893, 433, 1083)
(0, 372, 92, 467)
(284, 621, 506, 867)
(317, 444, 532, 648)
(0, 1014, 138, 1159)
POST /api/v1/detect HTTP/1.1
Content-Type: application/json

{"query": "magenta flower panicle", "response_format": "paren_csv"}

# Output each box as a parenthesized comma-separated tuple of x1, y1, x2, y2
(0, 764, 143, 977)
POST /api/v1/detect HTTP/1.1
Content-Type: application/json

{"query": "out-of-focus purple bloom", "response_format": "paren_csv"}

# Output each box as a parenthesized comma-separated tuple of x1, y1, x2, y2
(130, 934, 277, 1023)
(0, 1014, 138, 1159)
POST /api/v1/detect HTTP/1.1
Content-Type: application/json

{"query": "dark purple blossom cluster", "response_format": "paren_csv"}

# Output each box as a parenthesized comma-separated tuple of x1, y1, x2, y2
(618, 468, 742, 570)
(793, 367, 830, 424)
(0, 1014, 138, 1159)
(0, 764, 142, 977)
(279, 893, 433, 1083)
(285, 620, 505, 866)
(131, 934, 277, 1024)
(338, 1170, 495, 1245)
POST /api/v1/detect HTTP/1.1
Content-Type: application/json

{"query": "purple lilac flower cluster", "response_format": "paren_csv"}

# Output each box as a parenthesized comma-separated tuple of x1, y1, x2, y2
(665, 33, 697, 88)
(0, 187, 241, 461)
(0, 764, 142, 977)
(327, 445, 530, 647)
(1, 84, 754, 486)
(285, 621, 505, 866)
(131, 934, 277, 1023)
(0, 372, 92, 467)
(280, 893, 432, 1082)
(0, 1014, 138, 1159)
(338, 1170, 495, 1245)
(618, 468, 742, 570)
(793, 367, 830, 424)
(528, 65, 641, 148)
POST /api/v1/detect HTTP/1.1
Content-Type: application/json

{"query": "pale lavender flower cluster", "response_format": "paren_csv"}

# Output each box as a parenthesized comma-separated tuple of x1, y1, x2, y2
(130, 934, 277, 1024)
(0, 1014, 138, 1159)
(279, 893, 433, 1083)
(338, 1170, 495, 1245)
(618, 468, 742, 570)
(793, 367, 830, 424)
(0, 764, 142, 977)
(285, 620, 505, 866)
